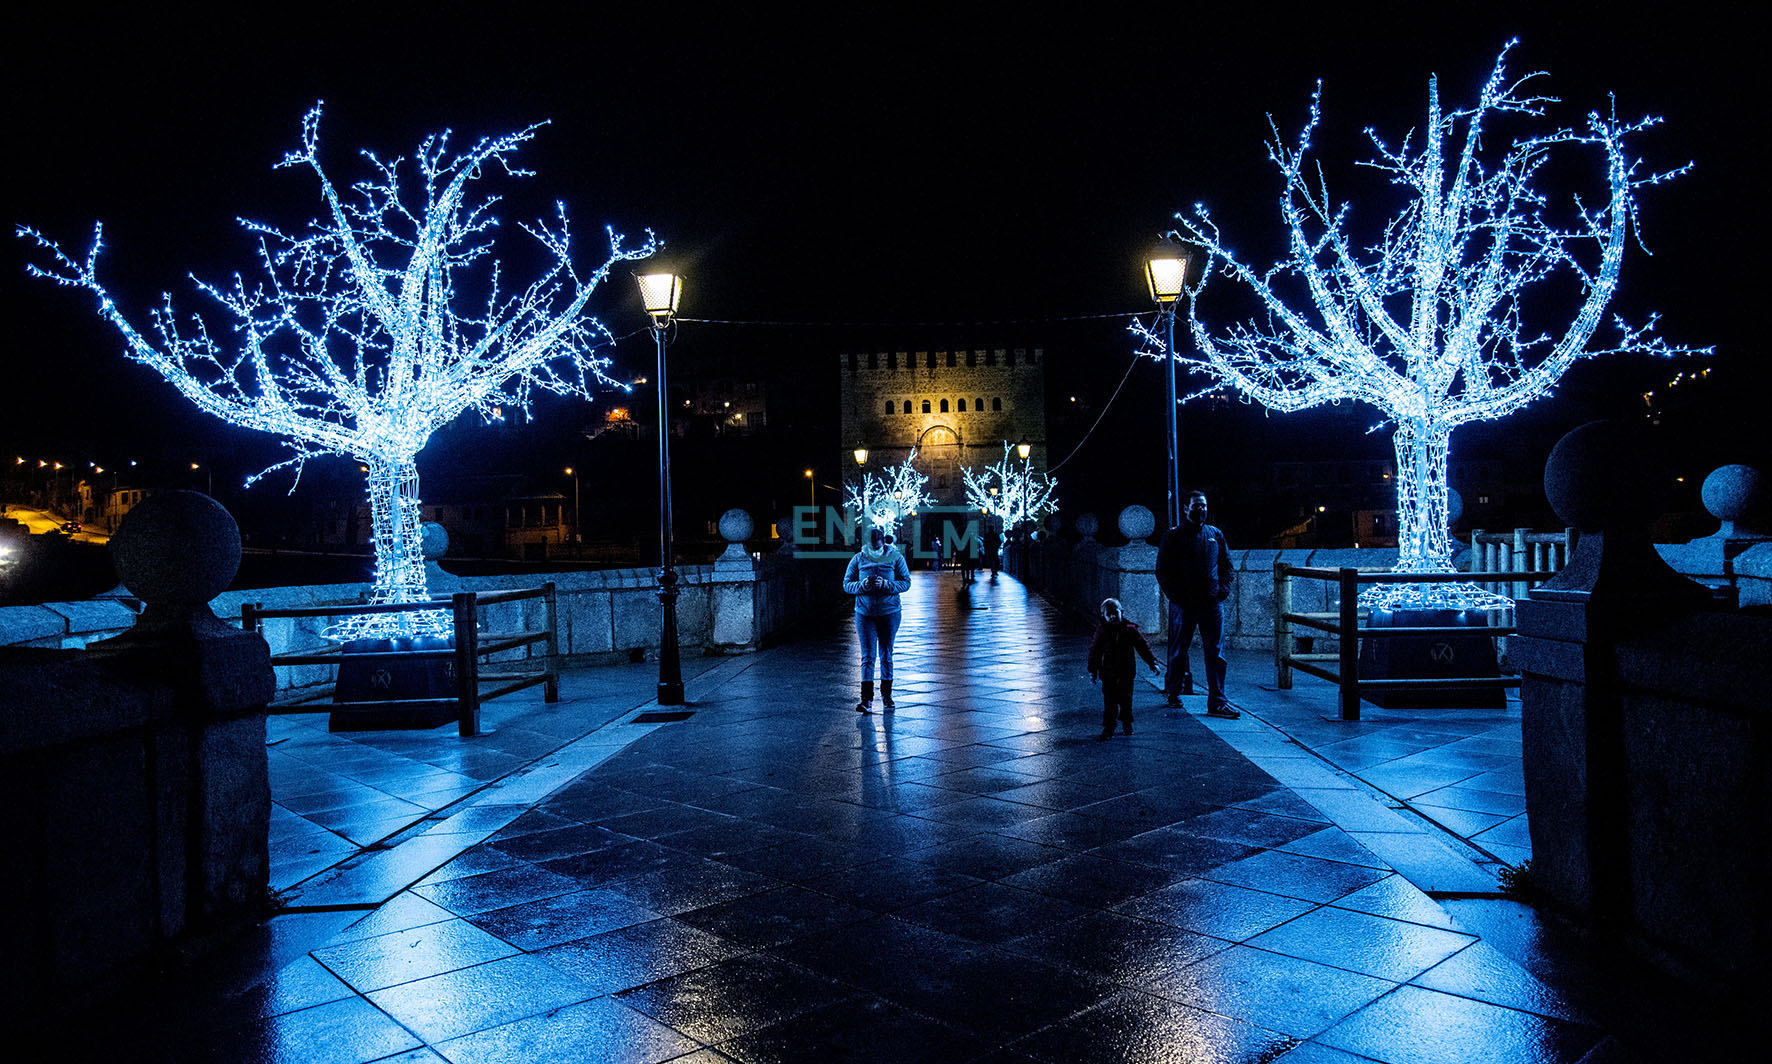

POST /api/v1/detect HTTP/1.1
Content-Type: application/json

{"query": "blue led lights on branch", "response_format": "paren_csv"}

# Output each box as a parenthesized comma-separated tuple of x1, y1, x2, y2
(844, 450, 937, 533)
(1135, 43, 1707, 611)
(21, 103, 655, 638)
(964, 442, 1058, 530)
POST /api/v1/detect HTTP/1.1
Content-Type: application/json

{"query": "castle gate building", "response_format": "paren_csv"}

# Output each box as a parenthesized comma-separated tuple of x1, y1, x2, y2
(839, 346, 1047, 507)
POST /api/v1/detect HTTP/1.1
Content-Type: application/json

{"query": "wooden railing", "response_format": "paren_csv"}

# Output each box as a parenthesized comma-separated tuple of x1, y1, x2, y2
(241, 583, 558, 737)
(1273, 565, 1551, 721)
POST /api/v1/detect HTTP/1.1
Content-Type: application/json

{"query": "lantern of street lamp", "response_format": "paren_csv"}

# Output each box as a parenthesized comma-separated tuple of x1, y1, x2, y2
(853, 446, 868, 466)
(1016, 439, 1032, 461)
(636, 270, 685, 705)
(1145, 247, 1189, 305)
(636, 272, 682, 323)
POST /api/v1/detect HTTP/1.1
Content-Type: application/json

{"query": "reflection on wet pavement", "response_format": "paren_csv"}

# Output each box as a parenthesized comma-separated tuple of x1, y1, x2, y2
(134, 573, 1624, 1061)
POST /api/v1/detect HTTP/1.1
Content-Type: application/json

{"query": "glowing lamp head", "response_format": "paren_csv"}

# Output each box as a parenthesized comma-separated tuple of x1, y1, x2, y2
(1145, 248, 1190, 304)
(636, 272, 682, 324)
(1016, 439, 1032, 460)
(853, 447, 869, 466)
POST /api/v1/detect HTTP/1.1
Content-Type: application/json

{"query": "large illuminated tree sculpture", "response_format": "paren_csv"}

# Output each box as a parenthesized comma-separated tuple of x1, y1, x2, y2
(963, 443, 1058, 530)
(21, 104, 653, 638)
(1143, 44, 1703, 610)
(845, 451, 936, 533)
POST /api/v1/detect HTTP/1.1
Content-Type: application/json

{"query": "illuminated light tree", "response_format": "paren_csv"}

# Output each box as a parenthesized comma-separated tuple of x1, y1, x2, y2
(21, 103, 653, 638)
(845, 450, 936, 533)
(1139, 43, 1705, 610)
(963, 442, 1058, 530)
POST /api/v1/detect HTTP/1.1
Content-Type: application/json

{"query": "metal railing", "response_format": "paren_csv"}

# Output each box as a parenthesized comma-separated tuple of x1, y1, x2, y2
(241, 583, 559, 737)
(1273, 564, 1551, 721)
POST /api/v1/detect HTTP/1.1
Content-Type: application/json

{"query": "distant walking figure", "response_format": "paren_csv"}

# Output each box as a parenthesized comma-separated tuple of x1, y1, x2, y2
(1088, 597, 1159, 740)
(843, 525, 912, 713)
(1156, 490, 1239, 718)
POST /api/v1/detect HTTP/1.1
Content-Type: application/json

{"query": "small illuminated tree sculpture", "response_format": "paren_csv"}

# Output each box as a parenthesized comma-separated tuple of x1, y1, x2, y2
(963, 443, 1058, 531)
(1140, 44, 1704, 610)
(21, 104, 653, 638)
(845, 451, 936, 533)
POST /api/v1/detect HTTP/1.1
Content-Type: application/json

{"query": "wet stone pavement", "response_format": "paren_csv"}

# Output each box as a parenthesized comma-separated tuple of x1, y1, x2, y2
(92, 572, 1667, 1062)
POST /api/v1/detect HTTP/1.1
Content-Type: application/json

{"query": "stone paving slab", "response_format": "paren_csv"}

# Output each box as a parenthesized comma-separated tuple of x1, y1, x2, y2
(85, 572, 1648, 1062)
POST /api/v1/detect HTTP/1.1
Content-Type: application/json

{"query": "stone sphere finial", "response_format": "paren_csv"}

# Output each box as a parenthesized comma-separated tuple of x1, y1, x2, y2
(1701, 464, 1764, 533)
(1544, 421, 1665, 532)
(1446, 487, 1464, 528)
(110, 490, 241, 637)
(421, 521, 449, 560)
(1118, 505, 1156, 543)
(719, 509, 754, 543)
(1044, 513, 1062, 534)
(1076, 513, 1099, 539)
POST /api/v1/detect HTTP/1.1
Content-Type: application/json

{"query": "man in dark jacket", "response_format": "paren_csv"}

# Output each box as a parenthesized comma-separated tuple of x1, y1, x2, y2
(1155, 490, 1239, 718)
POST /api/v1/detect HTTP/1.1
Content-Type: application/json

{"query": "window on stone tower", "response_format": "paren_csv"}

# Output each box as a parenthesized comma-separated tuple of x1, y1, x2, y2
(966, 350, 977, 366)
(974, 397, 983, 411)
(922, 400, 931, 414)
(957, 399, 967, 412)
(940, 399, 949, 412)
(985, 349, 997, 366)
(926, 351, 936, 368)
(887, 352, 897, 369)
(992, 397, 1002, 411)
(884, 400, 895, 415)
(946, 351, 957, 367)
(903, 400, 912, 413)
(868, 352, 878, 369)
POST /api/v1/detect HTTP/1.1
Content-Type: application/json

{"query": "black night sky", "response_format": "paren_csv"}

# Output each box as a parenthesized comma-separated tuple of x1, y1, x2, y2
(4, 4, 1761, 541)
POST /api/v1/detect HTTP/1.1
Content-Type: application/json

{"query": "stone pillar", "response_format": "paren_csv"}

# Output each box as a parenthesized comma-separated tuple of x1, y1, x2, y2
(709, 509, 760, 652)
(1112, 505, 1163, 638)
(0, 492, 274, 1020)
(103, 491, 275, 929)
(421, 520, 459, 594)
(1656, 463, 1767, 592)
(1516, 423, 1714, 921)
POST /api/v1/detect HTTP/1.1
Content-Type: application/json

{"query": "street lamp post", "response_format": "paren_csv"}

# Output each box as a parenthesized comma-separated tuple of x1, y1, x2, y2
(1146, 245, 1190, 529)
(637, 271, 685, 705)
(563, 466, 580, 544)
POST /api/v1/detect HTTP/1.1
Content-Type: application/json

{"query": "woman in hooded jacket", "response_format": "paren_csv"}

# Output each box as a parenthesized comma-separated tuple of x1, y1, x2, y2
(842, 525, 912, 712)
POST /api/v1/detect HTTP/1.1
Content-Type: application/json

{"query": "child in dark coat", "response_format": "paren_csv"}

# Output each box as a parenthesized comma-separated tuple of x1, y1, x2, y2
(1088, 597, 1159, 740)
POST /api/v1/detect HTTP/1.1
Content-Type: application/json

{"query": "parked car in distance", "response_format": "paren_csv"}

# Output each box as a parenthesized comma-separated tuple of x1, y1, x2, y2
(60, 521, 82, 534)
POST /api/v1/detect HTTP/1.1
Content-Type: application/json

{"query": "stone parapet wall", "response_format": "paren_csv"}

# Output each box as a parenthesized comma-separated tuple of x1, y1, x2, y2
(0, 551, 845, 692)
(1012, 533, 1398, 651)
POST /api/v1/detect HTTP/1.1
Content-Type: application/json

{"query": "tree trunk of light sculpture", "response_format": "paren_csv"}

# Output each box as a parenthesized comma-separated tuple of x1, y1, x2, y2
(1392, 423, 1453, 580)
(21, 104, 654, 638)
(1137, 44, 1705, 610)
(364, 454, 430, 619)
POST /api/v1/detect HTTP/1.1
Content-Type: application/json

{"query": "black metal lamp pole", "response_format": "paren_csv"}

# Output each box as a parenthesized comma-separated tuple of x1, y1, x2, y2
(639, 273, 685, 705)
(1163, 311, 1180, 529)
(1146, 247, 1190, 529)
